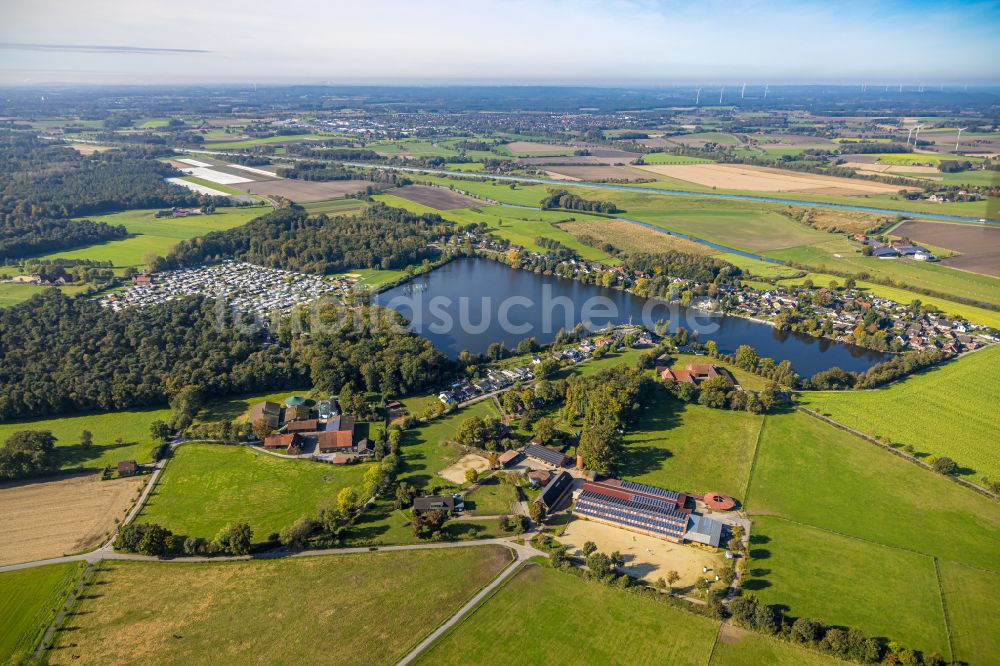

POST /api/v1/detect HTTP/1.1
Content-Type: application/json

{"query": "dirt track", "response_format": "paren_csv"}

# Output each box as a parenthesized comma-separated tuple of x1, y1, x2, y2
(0, 473, 144, 566)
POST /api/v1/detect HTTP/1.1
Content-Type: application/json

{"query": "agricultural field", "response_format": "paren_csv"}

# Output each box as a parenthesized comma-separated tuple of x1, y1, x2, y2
(33, 207, 266, 268)
(893, 219, 1000, 278)
(745, 516, 948, 655)
(710, 624, 847, 666)
(556, 217, 716, 255)
(745, 410, 1000, 661)
(0, 563, 84, 661)
(300, 197, 368, 216)
(391, 184, 483, 210)
(937, 561, 1000, 664)
(634, 163, 906, 196)
(415, 564, 721, 665)
(48, 547, 512, 666)
(0, 473, 143, 566)
(202, 133, 334, 150)
(543, 165, 652, 181)
(638, 153, 714, 165)
(665, 131, 741, 147)
(799, 345, 1000, 480)
(503, 140, 577, 156)
(137, 443, 371, 541)
(0, 405, 170, 472)
(620, 391, 763, 502)
(0, 282, 90, 308)
(228, 178, 376, 202)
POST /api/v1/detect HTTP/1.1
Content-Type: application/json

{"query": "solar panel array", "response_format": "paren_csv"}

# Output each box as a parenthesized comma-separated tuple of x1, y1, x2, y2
(575, 490, 687, 539)
(619, 479, 681, 502)
(525, 444, 566, 467)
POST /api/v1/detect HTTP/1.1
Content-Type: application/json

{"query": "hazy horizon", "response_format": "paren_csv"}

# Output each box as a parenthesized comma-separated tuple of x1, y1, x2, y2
(2, 0, 999, 86)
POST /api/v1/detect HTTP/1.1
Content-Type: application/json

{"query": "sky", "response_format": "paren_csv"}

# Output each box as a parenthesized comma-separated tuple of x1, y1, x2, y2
(1, 0, 999, 85)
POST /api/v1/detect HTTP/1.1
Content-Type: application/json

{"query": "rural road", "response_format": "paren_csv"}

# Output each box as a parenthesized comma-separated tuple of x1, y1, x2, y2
(395, 540, 539, 666)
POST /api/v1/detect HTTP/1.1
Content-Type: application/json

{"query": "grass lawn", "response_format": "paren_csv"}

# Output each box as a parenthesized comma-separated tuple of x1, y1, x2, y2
(137, 444, 372, 541)
(33, 207, 265, 268)
(48, 547, 512, 666)
(938, 561, 1000, 664)
(620, 391, 763, 502)
(745, 516, 948, 656)
(748, 411, 1000, 572)
(710, 624, 846, 666)
(416, 563, 720, 665)
(465, 475, 518, 516)
(798, 346, 1000, 479)
(396, 399, 499, 488)
(0, 562, 84, 661)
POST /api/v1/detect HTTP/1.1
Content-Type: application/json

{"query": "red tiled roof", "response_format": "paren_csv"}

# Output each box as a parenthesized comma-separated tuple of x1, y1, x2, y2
(285, 419, 319, 432)
(316, 430, 353, 452)
(498, 450, 520, 464)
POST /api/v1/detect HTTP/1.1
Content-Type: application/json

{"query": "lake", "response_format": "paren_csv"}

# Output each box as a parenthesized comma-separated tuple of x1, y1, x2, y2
(375, 258, 889, 376)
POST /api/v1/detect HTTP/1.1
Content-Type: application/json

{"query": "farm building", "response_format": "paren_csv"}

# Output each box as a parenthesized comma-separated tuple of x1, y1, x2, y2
(413, 495, 462, 515)
(659, 364, 734, 387)
(573, 479, 691, 542)
(263, 433, 300, 453)
(117, 460, 139, 476)
(527, 469, 551, 487)
(525, 443, 569, 468)
(685, 514, 725, 548)
(537, 471, 574, 511)
(249, 401, 281, 428)
(497, 450, 521, 467)
(285, 419, 320, 432)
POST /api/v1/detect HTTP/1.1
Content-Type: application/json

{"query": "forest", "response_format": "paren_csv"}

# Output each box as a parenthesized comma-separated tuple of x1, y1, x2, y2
(0, 288, 454, 425)
(0, 216, 127, 261)
(163, 203, 457, 274)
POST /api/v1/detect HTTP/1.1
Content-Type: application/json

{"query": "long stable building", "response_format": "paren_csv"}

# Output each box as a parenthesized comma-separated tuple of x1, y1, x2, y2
(574, 479, 692, 542)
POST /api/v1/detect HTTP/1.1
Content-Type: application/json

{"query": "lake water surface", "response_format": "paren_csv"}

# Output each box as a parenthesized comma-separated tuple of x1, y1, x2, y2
(375, 258, 889, 376)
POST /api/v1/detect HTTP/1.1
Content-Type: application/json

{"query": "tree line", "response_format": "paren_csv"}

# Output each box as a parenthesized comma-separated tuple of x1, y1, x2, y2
(540, 190, 622, 214)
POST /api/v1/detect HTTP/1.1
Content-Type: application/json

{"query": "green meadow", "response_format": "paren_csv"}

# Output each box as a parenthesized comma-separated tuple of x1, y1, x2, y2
(0, 562, 84, 661)
(0, 282, 90, 308)
(639, 153, 714, 165)
(202, 133, 334, 149)
(137, 443, 371, 541)
(938, 561, 1000, 663)
(620, 391, 763, 502)
(799, 346, 1000, 480)
(744, 410, 1000, 660)
(709, 626, 845, 666)
(416, 564, 720, 665)
(33, 207, 265, 268)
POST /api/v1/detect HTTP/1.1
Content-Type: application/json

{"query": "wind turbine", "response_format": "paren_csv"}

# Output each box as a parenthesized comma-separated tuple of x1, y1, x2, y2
(913, 124, 925, 146)
(763, 84, 769, 99)
(905, 127, 916, 145)
(898, 83, 903, 93)
(695, 88, 701, 105)
(741, 82, 746, 99)
(955, 128, 967, 152)
(719, 86, 724, 104)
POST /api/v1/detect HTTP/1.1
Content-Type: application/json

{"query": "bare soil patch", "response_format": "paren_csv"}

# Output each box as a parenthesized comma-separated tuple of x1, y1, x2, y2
(544, 170, 581, 181)
(228, 179, 377, 202)
(543, 166, 651, 182)
(636, 137, 675, 148)
(504, 141, 576, 156)
(557, 218, 716, 256)
(392, 184, 483, 210)
(69, 144, 112, 155)
(634, 163, 909, 195)
(895, 220, 1000, 277)
(557, 518, 724, 589)
(439, 453, 491, 484)
(0, 473, 144, 566)
(519, 155, 639, 166)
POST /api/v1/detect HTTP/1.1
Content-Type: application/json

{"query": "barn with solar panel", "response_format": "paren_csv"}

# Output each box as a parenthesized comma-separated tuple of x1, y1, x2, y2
(573, 479, 693, 543)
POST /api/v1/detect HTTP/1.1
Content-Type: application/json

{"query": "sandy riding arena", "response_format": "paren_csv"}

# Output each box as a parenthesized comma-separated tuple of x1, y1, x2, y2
(635, 163, 909, 196)
(558, 517, 724, 589)
(439, 453, 491, 484)
(0, 473, 144, 566)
